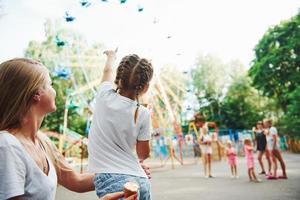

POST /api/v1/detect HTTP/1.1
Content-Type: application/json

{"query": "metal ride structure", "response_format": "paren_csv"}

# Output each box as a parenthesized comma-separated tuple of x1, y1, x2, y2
(147, 68, 189, 169)
(50, 37, 102, 171)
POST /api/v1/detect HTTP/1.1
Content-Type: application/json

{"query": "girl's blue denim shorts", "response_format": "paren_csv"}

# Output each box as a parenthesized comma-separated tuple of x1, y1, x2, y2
(94, 173, 152, 200)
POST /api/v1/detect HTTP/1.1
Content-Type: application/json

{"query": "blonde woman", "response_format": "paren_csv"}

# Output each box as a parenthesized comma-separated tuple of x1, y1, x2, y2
(0, 58, 145, 200)
(264, 119, 287, 179)
(195, 115, 213, 178)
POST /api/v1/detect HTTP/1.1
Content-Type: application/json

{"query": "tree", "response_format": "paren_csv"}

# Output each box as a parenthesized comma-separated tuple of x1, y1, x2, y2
(278, 86, 300, 137)
(25, 19, 105, 135)
(221, 76, 269, 130)
(191, 54, 246, 124)
(249, 12, 300, 112)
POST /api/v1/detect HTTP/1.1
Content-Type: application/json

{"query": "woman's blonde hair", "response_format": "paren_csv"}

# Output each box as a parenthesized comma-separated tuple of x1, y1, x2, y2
(0, 58, 47, 130)
(38, 132, 72, 173)
(0, 58, 69, 171)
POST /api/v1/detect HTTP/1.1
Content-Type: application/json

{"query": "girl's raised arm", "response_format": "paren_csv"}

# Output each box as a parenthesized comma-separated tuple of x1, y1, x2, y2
(101, 49, 117, 83)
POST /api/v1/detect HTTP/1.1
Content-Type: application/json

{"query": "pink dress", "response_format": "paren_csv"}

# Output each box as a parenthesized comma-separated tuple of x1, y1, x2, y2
(244, 145, 254, 169)
(227, 147, 237, 166)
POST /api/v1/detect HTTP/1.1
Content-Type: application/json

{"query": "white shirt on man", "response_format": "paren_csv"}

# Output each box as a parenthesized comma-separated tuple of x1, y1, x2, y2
(88, 82, 151, 178)
(0, 131, 57, 200)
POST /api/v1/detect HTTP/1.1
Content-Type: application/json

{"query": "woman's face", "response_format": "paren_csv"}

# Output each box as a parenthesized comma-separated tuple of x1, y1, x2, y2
(257, 123, 263, 129)
(38, 72, 57, 114)
(263, 121, 269, 128)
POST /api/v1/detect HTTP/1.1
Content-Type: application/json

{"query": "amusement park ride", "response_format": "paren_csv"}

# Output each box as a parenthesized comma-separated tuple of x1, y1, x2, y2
(41, 0, 224, 171)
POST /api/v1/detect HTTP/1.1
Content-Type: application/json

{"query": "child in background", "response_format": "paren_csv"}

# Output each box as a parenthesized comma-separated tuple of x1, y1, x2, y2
(244, 138, 261, 183)
(225, 140, 238, 178)
(88, 50, 153, 199)
(200, 124, 213, 178)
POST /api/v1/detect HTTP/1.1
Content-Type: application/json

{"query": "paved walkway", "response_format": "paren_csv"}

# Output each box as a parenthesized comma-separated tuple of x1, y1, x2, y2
(56, 153, 300, 200)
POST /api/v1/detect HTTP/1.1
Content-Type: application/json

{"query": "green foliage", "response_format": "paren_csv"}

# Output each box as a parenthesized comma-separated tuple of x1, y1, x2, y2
(278, 86, 300, 136)
(220, 76, 266, 129)
(25, 19, 105, 136)
(249, 12, 300, 112)
(249, 12, 300, 137)
(191, 54, 227, 123)
(191, 54, 246, 124)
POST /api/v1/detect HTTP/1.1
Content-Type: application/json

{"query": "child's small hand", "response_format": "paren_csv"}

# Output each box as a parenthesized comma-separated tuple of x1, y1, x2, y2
(103, 48, 118, 59)
(140, 160, 151, 179)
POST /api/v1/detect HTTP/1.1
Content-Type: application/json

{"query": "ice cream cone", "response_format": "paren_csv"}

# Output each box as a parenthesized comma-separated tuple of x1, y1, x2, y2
(123, 181, 139, 198)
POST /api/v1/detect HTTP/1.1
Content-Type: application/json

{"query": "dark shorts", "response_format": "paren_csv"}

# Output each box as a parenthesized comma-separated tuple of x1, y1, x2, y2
(193, 144, 201, 157)
(257, 144, 266, 152)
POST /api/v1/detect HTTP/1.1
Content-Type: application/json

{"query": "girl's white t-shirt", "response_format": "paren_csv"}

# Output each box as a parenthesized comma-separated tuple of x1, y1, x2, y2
(88, 82, 151, 178)
(0, 131, 57, 200)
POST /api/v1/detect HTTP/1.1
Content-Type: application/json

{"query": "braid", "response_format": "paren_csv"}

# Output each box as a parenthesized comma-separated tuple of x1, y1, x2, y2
(115, 54, 153, 124)
(131, 59, 153, 124)
(134, 95, 140, 124)
(115, 54, 140, 90)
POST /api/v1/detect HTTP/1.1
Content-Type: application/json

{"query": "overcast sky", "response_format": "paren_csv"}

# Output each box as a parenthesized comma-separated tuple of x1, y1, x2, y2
(0, 0, 299, 69)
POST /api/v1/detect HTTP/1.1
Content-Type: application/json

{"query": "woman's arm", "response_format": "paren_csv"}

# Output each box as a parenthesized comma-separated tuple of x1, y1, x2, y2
(56, 165, 95, 193)
(252, 129, 257, 147)
(101, 192, 137, 200)
(41, 134, 95, 193)
(272, 134, 277, 150)
(9, 196, 23, 200)
(101, 49, 117, 83)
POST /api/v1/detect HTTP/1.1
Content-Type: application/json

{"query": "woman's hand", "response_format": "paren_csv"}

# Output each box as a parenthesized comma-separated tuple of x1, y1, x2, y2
(101, 191, 137, 200)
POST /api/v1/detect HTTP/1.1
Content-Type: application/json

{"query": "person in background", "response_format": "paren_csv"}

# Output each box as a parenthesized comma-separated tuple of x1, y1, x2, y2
(244, 138, 261, 183)
(253, 121, 272, 176)
(195, 114, 214, 178)
(225, 140, 238, 178)
(264, 119, 287, 179)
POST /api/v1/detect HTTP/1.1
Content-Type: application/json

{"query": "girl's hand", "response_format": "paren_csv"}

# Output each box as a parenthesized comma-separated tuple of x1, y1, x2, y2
(140, 160, 151, 179)
(100, 192, 137, 200)
(101, 48, 118, 83)
(103, 48, 118, 59)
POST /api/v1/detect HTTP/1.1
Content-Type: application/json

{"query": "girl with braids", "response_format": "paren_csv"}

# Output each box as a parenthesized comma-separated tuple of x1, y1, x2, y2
(88, 50, 154, 200)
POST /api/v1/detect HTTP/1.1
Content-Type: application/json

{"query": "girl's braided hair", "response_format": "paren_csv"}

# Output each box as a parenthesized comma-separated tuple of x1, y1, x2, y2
(115, 54, 153, 123)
